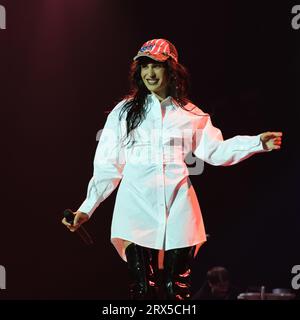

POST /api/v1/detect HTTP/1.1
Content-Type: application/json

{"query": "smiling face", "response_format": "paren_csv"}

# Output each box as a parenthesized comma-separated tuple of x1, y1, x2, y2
(140, 59, 168, 100)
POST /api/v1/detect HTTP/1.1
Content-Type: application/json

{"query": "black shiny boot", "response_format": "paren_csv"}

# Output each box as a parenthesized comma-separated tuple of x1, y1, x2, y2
(125, 243, 159, 300)
(163, 246, 195, 300)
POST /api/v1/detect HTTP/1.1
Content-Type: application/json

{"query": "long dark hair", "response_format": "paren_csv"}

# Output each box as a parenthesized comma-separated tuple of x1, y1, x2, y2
(119, 57, 191, 143)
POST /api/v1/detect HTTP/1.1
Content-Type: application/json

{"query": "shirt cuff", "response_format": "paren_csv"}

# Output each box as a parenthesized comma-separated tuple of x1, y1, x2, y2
(78, 200, 97, 218)
(254, 134, 272, 153)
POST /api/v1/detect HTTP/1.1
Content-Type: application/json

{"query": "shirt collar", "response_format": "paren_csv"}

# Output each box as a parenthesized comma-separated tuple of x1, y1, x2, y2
(148, 93, 179, 110)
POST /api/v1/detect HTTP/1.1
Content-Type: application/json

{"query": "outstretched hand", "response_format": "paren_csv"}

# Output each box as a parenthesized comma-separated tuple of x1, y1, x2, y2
(260, 132, 283, 151)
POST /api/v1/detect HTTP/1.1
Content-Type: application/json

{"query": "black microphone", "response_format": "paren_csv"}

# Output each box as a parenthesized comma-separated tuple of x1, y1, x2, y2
(63, 209, 94, 245)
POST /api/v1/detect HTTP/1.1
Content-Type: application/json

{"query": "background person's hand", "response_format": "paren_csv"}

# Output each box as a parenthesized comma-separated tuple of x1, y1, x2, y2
(260, 132, 283, 151)
(61, 210, 89, 232)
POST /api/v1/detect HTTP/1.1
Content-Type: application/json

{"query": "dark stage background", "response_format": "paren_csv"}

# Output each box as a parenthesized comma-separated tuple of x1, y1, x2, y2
(0, 0, 299, 299)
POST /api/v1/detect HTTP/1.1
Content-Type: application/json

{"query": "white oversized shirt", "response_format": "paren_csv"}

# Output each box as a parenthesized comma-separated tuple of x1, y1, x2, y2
(78, 94, 266, 261)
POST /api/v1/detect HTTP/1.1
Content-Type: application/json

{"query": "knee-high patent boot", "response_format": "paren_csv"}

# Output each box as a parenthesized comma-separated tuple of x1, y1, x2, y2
(163, 246, 195, 300)
(125, 243, 159, 300)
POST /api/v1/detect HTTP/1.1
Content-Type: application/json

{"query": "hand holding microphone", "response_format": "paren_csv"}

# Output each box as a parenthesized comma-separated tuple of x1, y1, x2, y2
(62, 209, 94, 245)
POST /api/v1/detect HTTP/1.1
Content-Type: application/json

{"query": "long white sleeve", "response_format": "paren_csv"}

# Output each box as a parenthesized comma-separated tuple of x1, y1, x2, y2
(193, 116, 267, 166)
(78, 105, 126, 217)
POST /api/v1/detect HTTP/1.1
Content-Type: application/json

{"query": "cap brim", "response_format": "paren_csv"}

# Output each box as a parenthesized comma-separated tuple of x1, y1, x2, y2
(133, 52, 169, 62)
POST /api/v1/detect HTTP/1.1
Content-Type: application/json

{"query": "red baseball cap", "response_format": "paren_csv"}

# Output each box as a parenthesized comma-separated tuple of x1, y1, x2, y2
(133, 39, 178, 63)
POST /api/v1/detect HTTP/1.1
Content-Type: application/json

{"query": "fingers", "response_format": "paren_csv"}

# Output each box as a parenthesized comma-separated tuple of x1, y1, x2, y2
(62, 211, 88, 232)
(61, 217, 71, 227)
(271, 143, 281, 150)
(69, 225, 80, 232)
(263, 131, 283, 139)
(271, 132, 283, 137)
(261, 131, 283, 151)
(70, 221, 81, 232)
(269, 137, 282, 150)
(273, 138, 282, 145)
(61, 216, 80, 232)
(73, 215, 81, 227)
(273, 135, 282, 150)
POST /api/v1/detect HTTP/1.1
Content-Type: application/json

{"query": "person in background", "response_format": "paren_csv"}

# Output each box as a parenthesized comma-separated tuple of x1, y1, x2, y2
(192, 266, 242, 300)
